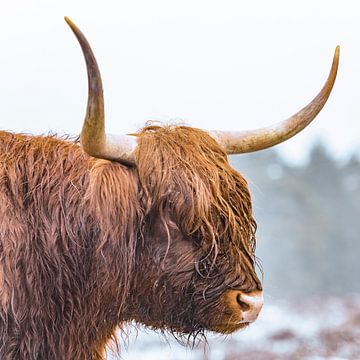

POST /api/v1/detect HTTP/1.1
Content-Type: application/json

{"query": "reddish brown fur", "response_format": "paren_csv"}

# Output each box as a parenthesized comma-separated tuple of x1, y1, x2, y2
(0, 125, 261, 359)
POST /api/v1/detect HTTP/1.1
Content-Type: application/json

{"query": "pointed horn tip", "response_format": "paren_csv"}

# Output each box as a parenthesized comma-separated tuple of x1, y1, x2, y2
(334, 45, 340, 60)
(332, 46, 340, 67)
(64, 16, 72, 25)
(64, 16, 78, 32)
(330, 46, 340, 75)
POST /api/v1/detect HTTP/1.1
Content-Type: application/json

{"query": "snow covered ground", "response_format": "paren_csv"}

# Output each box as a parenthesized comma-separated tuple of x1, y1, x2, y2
(107, 294, 360, 359)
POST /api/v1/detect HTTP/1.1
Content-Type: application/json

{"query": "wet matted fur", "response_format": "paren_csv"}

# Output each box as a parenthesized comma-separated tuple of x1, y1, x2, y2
(0, 125, 261, 359)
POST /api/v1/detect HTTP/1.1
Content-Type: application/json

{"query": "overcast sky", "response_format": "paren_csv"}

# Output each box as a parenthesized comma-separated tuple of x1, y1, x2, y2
(0, 0, 359, 163)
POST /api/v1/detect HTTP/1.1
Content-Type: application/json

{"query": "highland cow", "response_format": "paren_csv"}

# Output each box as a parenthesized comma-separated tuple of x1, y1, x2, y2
(0, 17, 339, 360)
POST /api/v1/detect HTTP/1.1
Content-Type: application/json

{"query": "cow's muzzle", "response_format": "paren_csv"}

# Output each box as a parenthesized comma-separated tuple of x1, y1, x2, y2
(226, 289, 264, 324)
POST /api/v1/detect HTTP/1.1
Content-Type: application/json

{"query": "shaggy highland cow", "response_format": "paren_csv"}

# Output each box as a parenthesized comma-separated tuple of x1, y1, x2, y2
(0, 17, 339, 359)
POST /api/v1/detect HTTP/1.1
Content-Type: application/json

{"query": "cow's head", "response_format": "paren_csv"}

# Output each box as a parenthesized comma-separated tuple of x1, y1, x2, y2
(65, 18, 339, 336)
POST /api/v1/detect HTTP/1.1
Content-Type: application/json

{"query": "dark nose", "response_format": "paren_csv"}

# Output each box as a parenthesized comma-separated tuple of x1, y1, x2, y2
(235, 290, 264, 323)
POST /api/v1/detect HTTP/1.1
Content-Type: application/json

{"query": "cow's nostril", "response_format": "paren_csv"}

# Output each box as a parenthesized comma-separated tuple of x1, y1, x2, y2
(236, 293, 251, 311)
(232, 290, 264, 323)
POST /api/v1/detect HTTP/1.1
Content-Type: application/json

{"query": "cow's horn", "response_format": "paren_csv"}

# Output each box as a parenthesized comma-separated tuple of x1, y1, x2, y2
(65, 17, 136, 165)
(210, 46, 340, 154)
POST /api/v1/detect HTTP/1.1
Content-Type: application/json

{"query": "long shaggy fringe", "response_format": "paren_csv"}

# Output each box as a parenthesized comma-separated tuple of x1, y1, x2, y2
(136, 125, 257, 284)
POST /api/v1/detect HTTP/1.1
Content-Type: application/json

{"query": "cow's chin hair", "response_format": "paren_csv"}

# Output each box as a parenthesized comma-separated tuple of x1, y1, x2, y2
(172, 320, 250, 336)
(129, 294, 251, 345)
(131, 318, 249, 347)
(129, 321, 208, 347)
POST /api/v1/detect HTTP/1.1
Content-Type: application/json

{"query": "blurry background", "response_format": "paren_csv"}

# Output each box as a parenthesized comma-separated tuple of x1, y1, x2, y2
(1, 1, 359, 358)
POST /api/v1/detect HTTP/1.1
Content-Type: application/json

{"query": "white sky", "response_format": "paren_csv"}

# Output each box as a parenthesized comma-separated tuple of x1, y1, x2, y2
(0, 0, 359, 163)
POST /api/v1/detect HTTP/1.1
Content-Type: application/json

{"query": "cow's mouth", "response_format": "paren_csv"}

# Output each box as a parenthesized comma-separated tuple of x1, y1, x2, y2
(211, 321, 250, 334)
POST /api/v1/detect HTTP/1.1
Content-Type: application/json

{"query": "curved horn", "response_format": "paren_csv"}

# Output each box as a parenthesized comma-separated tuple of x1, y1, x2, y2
(64, 17, 136, 165)
(211, 46, 340, 154)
